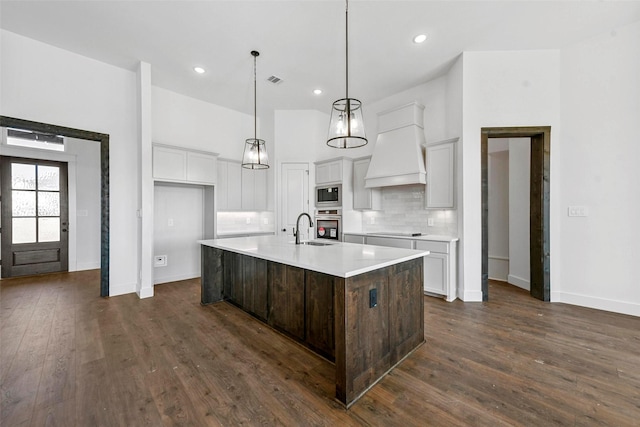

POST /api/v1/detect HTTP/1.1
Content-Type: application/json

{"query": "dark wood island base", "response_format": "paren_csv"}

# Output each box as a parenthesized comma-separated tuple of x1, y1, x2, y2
(201, 245, 425, 407)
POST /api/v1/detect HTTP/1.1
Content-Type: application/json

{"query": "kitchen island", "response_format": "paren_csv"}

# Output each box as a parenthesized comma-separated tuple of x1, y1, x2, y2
(199, 235, 428, 407)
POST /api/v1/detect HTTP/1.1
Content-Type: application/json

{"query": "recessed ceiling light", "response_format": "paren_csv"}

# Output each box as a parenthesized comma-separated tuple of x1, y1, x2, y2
(193, 66, 206, 74)
(313, 89, 323, 95)
(413, 34, 427, 44)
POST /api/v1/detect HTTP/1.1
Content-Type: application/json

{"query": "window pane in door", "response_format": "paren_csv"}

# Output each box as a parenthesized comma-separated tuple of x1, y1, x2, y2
(38, 166, 60, 191)
(38, 192, 60, 216)
(38, 218, 60, 242)
(12, 218, 36, 243)
(12, 190, 36, 216)
(11, 164, 36, 190)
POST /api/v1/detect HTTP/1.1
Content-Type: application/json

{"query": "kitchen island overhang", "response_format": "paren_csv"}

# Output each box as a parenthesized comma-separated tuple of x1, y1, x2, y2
(199, 236, 429, 407)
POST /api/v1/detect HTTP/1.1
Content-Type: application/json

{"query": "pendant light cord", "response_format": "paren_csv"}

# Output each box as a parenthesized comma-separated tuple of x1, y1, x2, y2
(253, 52, 257, 141)
(345, 0, 349, 100)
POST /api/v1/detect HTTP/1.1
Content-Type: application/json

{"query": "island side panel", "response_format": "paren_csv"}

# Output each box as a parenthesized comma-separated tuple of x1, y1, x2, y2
(268, 262, 305, 341)
(243, 257, 269, 321)
(224, 251, 244, 306)
(335, 267, 391, 406)
(305, 271, 336, 361)
(201, 246, 224, 305)
(388, 257, 425, 365)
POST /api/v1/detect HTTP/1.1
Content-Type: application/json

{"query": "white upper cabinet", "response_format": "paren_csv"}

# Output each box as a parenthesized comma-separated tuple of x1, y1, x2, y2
(153, 144, 218, 185)
(353, 156, 382, 210)
(241, 167, 268, 211)
(315, 158, 344, 184)
(217, 158, 267, 211)
(425, 137, 458, 209)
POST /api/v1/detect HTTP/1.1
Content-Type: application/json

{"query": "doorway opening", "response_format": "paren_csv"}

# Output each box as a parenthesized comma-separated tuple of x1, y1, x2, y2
(481, 127, 550, 302)
(0, 116, 110, 296)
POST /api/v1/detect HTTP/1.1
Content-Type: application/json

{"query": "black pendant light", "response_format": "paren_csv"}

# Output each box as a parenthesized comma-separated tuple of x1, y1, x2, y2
(242, 50, 269, 169)
(327, 0, 367, 149)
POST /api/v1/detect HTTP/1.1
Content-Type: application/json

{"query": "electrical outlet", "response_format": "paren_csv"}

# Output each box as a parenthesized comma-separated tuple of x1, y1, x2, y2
(369, 288, 377, 308)
(154, 255, 167, 267)
(263, 218, 268, 225)
(167, 218, 174, 227)
(428, 218, 435, 226)
(370, 216, 375, 224)
(246, 217, 251, 224)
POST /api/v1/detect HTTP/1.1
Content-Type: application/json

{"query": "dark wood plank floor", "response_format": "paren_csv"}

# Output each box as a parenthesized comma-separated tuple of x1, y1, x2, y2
(1, 272, 639, 426)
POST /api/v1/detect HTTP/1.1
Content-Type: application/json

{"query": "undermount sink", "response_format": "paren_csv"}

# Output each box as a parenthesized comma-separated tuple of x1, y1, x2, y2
(299, 241, 334, 246)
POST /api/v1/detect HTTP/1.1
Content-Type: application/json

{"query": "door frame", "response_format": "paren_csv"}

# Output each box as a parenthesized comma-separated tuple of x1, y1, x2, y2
(481, 126, 550, 302)
(0, 116, 110, 297)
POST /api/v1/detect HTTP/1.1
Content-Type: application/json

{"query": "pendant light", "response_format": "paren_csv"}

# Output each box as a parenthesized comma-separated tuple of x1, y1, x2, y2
(242, 50, 269, 169)
(326, 0, 367, 149)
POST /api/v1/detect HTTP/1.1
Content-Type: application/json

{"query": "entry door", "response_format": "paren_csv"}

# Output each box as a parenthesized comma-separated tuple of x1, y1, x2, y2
(1, 157, 69, 278)
(280, 163, 310, 238)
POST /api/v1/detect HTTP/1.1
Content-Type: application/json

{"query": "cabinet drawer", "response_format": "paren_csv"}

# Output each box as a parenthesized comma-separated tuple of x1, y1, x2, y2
(415, 240, 449, 254)
(365, 236, 413, 249)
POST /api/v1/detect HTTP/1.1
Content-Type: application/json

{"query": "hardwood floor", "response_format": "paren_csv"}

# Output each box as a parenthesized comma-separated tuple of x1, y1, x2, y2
(1, 272, 639, 426)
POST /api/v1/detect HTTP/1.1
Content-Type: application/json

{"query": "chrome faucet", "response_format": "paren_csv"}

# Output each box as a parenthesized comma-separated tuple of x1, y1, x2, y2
(294, 212, 313, 244)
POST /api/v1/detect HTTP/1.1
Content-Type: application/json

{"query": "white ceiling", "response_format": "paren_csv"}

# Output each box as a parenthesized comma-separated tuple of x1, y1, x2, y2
(2, 1, 640, 116)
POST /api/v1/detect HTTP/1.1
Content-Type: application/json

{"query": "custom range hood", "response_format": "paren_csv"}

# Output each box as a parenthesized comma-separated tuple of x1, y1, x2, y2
(364, 102, 426, 188)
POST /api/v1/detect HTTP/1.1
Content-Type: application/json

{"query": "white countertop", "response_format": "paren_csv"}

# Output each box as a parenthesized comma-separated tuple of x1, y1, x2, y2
(199, 235, 428, 278)
(344, 232, 459, 242)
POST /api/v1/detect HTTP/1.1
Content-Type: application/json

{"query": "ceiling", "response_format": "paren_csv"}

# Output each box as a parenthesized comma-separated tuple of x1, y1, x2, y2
(2, 1, 640, 116)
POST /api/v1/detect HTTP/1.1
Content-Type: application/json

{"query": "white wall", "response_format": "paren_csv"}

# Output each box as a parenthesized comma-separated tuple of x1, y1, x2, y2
(488, 143, 509, 281)
(460, 49, 561, 302)
(1, 30, 140, 296)
(557, 20, 640, 315)
(66, 137, 101, 271)
(508, 137, 530, 290)
(153, 183, 203, 284)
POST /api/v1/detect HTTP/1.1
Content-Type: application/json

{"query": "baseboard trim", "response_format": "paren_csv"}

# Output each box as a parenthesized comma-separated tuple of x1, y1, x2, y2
(109, 282, 136, 297)
(153, 272, 200, 285)
(507, 274, 530, 291)
(75, 261, 101, 272)
(461, 289, 483, 302)
(137, 286, 154, 299)
(554, 291, 640, 317)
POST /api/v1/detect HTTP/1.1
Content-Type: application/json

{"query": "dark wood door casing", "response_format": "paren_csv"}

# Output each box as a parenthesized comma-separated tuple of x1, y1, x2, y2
(481, 126, 551, 302)
(0, 116, 109, 296)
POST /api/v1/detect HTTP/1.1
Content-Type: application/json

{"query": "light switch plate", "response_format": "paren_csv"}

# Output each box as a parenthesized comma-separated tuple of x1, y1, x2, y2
(428, 218, 435, 226)
(568, 206, 588, 217)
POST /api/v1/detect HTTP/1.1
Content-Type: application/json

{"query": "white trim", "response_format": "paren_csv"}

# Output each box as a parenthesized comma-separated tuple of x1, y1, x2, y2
(76, 261, 101, 271)
(461, 289, 483, 302)
(489, 254, 509, 261)
(153, 272, 200, 285)
(109, 282, 137, 297)
(555, 292, 640, 317)
(507, 273, 530, 290)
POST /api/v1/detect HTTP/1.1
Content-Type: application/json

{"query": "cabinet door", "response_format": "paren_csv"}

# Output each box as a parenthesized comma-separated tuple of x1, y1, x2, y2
(217, 161, 229, 211)
(426, 141, 455, 209)
(153, 146, 187, 181)
(223, 251, 244, 305)
(186, 152, 217, 184)
(268, 262, 305, 340)
(241, 168, 268, 211)
(305, 271, 335, 360)
(316, 162, 331, 184)
(423, 253, 447, 295)
(328, 161, 342, 182)
(343, 234, 365, 244)
(226, 161, 242, 210)
(365, 236, 413, 249)
(243, 256, 268, 321)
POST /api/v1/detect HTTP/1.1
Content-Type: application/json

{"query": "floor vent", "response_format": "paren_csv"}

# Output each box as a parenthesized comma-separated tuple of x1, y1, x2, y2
(267, 75, 283, 84)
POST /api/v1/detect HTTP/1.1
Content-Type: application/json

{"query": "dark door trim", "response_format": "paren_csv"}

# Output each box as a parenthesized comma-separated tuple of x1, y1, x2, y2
(0, 116, 110, 297)
(481, 126, 550, 302)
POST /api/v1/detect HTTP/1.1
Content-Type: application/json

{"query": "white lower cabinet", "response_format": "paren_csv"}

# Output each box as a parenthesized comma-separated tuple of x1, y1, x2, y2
(415, 240, 457, 302)
(344, 233, 458, 302)
(343, 234, 365, 244)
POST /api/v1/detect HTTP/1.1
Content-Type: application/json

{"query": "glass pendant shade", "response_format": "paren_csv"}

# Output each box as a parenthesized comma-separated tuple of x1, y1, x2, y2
(242, 138, 269, 169)
(327, 98, 367, 148)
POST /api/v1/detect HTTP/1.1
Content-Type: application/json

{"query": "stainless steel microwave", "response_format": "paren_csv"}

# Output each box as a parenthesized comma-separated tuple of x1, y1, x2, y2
(316, 184, 342, 207)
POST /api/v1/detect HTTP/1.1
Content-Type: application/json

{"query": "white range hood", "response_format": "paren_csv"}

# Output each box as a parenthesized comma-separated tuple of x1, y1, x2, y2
(364, 102, 427, 188)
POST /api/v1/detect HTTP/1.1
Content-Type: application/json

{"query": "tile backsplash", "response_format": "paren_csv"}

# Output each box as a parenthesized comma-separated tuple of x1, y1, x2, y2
(217, 211, 275, 235)
(361, 184, 457, 236)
